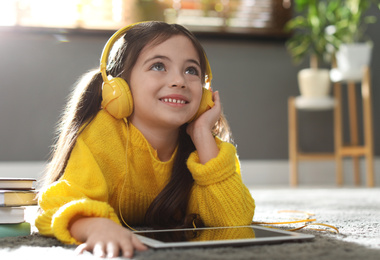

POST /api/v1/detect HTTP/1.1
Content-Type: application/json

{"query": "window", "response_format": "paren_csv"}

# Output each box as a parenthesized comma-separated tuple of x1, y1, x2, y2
(0, 0, 125, 29)
(0, 0, 292, 37)
(173, 0, 292, 36)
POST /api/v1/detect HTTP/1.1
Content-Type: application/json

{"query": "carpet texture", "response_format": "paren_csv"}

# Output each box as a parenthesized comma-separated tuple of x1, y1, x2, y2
(0, 187, 379, 260)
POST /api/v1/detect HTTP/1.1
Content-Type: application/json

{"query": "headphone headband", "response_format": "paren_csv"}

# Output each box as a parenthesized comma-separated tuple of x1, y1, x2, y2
(100, 22, 144, 83)
(99, 22, 212, 87)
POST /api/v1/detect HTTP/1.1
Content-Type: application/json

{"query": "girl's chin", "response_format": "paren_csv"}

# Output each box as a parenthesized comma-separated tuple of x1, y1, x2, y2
(160, 115, 193, 127)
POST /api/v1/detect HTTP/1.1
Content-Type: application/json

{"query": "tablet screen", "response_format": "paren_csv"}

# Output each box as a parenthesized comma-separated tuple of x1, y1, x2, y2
(137, 226, 256, 243)
(134, 225, 314, 248)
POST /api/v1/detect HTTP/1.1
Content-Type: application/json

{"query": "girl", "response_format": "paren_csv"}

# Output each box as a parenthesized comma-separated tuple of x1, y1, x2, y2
(36, 21, 255, 258)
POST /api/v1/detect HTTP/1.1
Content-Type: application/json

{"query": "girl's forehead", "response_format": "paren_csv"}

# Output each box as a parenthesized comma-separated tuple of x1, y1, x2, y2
(139, 35, 199, 60)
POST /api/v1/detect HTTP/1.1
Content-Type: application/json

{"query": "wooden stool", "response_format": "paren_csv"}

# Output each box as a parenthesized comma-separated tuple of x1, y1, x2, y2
(332, 66, 374, 187)
(288, 96, 336, 186)
(289, 66, 374, 187)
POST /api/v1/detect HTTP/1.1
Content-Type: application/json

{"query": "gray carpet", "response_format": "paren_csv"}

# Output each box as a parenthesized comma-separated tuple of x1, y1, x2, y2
(1, 187, 379, 260)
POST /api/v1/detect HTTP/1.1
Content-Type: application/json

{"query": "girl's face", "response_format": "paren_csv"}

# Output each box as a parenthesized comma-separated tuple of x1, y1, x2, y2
(128, 35, 203, 129)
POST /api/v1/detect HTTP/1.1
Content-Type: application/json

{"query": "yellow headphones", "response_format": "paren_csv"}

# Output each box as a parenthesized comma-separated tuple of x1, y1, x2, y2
(100, 22, 214, 121)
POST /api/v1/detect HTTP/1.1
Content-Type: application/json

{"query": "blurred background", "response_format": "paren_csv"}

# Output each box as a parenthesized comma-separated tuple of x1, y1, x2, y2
(0, 0, 379, 186)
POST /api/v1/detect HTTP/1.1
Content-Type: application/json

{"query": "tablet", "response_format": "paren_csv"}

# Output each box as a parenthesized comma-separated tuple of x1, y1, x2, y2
(134, 225, 314, 249)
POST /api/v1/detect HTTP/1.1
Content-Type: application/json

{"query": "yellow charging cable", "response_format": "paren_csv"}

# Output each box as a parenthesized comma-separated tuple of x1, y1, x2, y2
(252, 210, 339, 233)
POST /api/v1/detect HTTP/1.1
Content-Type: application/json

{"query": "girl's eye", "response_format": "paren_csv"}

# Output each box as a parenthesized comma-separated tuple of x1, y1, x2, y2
(150, 63, 165, 71)
(185, 66, 199, 76)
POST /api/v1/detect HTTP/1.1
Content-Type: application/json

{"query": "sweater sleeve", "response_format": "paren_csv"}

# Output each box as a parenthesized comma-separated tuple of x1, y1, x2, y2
(35, 136, 121, 245)
(187, 141, 255, 227)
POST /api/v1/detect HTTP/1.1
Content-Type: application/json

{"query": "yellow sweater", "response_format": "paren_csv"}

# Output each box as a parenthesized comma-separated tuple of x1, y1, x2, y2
(35, 110, 255, 245)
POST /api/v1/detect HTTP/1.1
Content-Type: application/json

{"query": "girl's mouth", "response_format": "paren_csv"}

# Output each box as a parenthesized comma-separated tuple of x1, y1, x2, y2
(160, 98, 188, 104)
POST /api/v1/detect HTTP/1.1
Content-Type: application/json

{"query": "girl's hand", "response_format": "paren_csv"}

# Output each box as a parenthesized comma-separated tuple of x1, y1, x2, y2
(70, 217, 148, 258)
(188, 91, 221, 134)
(187, 91, 221, 164)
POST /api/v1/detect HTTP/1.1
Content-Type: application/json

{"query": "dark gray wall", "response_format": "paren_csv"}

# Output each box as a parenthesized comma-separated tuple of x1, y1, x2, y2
(0, 19, 379, 161)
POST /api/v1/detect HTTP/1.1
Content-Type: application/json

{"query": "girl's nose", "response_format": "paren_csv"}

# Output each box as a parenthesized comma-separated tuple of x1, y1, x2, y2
(170, 71, 186, 88)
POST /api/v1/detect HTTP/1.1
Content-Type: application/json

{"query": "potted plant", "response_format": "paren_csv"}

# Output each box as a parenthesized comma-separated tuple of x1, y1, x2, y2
(332, 0, 380, 80)
(285, 0, 341, 98)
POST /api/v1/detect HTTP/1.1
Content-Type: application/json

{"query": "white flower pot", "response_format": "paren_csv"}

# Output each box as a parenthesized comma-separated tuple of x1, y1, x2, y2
(335, 43, 373, 81)
(298, 68, 331, 98)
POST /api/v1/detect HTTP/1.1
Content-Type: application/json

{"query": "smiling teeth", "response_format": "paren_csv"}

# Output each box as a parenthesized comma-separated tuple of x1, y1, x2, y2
(162, 98, 186, 104)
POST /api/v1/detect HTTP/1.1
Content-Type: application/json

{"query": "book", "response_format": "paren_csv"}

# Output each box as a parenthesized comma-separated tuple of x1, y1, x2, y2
(0, 222, 31, 238)
(0, 190, 38, 206)
(0, 178, 36, 190)
(0, 207, 25, 224)
(0, 179, 37, 238)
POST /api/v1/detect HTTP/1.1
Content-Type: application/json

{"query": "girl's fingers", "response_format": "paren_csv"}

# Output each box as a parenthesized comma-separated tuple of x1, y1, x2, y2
(120, 239, 134, 258)
(75, 243, 89, 255)
(93, 242, 106, 258)
(213, 90, 220, 103)
(211, 91, 220, 109)
(106, 242, 120, 258)
(213, 91, 221, 114)
(74, 232, 148, 258)
(132, 235, 148, 251)
(119, 234, 148, 258)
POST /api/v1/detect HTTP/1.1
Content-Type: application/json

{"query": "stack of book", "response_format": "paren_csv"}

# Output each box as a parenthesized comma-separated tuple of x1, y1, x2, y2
(0, 178, 38, 238)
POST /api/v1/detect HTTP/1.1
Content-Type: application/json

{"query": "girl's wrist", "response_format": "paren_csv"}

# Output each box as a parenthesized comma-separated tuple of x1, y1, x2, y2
(69, 217, 107, 242)
(69, 216, 92, 242)
(191, 130, 219, 164)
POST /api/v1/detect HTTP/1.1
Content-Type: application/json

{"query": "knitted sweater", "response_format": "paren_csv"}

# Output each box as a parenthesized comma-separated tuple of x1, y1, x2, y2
(35, 110, 255, 245)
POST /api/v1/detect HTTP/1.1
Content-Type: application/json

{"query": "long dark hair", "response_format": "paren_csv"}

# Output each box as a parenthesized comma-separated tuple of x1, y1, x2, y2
(41, 21, 233, 228)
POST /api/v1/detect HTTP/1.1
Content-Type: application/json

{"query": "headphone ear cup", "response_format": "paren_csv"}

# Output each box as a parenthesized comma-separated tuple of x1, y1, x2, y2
(101, 77, 133, 119)
(188, 88, 214, 123)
